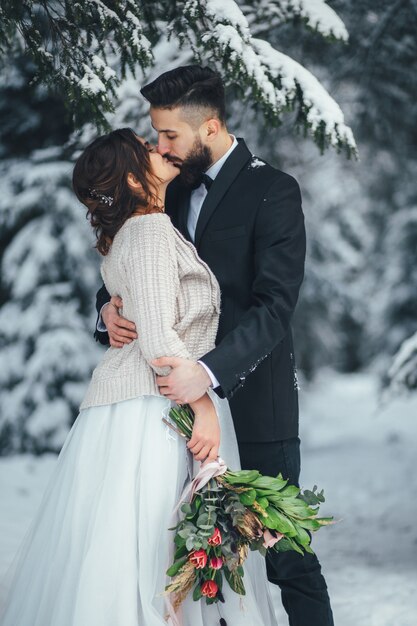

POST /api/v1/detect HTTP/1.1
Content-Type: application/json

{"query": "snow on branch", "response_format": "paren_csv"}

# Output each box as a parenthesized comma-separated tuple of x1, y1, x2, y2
(252, 38, 356, 154)
(385, 332, 417, 399)
(251, 0, 349, 41)
(0, 0, 153, 128)
(291, 0, 349, 41)
(182, 0, 356, 156)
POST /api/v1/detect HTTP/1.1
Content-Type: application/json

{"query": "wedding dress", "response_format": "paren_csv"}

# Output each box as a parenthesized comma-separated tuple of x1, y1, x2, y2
(0, 388, 277, 626)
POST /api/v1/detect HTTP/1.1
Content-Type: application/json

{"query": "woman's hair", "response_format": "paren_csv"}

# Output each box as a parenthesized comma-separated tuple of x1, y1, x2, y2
(140, 65, 226, 124)
(73, 128, 162, 255)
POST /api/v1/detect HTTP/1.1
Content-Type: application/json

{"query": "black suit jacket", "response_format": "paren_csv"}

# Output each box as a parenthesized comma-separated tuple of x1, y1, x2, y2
(95, 139, 306, 442)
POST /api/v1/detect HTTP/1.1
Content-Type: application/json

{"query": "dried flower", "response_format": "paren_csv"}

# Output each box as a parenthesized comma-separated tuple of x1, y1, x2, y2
(236, 509, 264, 540)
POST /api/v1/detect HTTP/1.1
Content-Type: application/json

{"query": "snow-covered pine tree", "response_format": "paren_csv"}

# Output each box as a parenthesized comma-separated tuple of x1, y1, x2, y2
(0, 0, 356, 156)
(386, 331, 417, 397)
(0, 60, 102, 454)
(331, 0, 417, 398)
(0, 153, 102, 454)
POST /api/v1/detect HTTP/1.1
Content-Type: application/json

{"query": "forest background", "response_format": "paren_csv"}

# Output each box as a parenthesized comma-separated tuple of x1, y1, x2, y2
(0, 0, 416, 452)
(0, 2, 416, 624)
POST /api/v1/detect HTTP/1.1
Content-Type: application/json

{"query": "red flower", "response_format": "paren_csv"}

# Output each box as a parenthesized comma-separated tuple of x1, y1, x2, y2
(201, 580, 218, 598)
(209, 556, 223, 570)
(189, 549, 208, 569)
(208, 528, 222, 546)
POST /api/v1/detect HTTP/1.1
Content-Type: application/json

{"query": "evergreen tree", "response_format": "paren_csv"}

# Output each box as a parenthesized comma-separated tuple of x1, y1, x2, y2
(0, 0, 356, 155)
(0, 59, 101, 454)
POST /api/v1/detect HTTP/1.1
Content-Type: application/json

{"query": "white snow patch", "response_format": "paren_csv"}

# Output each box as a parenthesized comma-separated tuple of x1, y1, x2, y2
(251, 157, 265, 168)
(79, 65, 106, 95)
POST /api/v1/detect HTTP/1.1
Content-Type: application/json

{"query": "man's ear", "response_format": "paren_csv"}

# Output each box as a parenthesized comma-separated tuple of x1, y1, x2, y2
(202, 118, 221, 143)
(127, 172, 143, 191)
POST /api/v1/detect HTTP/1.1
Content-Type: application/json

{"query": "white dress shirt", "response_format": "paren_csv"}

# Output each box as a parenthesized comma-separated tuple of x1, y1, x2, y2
(98, 135, 239, 391)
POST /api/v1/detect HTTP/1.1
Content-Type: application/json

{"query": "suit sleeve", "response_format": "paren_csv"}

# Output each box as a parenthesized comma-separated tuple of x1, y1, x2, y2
(200, 173, 306, 399)
(93, 283, 111, 345)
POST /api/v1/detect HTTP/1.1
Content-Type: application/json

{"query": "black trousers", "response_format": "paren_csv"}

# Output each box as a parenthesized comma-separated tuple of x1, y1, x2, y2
(239, 438, 334, 626)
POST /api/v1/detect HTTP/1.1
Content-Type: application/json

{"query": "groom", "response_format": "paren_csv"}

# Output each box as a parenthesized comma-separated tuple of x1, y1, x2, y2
(95, 65, 334, 626)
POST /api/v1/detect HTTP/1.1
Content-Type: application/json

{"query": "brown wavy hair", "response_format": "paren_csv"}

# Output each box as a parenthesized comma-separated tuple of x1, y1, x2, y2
(72, 128, 163, 255)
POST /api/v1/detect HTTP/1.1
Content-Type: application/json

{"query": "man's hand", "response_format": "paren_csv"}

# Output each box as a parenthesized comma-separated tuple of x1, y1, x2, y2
(152, 357, 212, 404)
(102, 296, 137, 348)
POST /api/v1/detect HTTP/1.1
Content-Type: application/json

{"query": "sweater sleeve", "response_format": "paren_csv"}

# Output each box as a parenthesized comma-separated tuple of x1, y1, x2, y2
(122, 214, 193, 376)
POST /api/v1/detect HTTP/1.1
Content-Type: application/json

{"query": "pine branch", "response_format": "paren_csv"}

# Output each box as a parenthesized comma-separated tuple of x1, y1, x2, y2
(177, 0, 356, 156)
(245, 0, 349, 42)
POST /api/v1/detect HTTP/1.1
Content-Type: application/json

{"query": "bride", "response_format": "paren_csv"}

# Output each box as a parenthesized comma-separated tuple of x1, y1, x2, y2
(0, 128, 276, 626)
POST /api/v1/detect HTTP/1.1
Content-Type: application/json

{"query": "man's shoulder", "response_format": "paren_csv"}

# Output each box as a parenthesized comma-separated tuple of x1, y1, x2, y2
(243, 153, 299, 192)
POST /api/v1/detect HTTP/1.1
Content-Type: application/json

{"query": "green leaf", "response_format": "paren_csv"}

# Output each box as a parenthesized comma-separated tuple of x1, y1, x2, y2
(293, 523, 311, 547)
(273, 536, 304, 555)
(174, 543, 188, 560)
(178, 528, 192, 539)
(224, 470, 260, 485)
(196, 513, 209, 528)
(239, 488, 257, 506)
(181, 503, 193, 516)
(166, 555, 188, 577)
(224, 567, 246, 595)
(279, 485, 300, 497)
(257, 496, 269, 509)
(254, 488, 281, 497)
(214, 570, 223, 590)
(174, 534, 186, 548)
(266, 507, 297, 536)
(193, 583, 203, 601)
(297, 518, 322, 532)
(186, 536, 197, 551)
(251, 475, 288, 490)
(299, 486, 326, 506)
(198, 524, 215, 532)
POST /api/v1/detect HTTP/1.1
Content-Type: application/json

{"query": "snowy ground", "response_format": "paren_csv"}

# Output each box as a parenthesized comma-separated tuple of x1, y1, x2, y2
(1, 370, 416, 625)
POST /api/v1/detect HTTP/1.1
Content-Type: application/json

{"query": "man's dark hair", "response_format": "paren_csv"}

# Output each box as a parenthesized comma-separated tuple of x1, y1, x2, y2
(140, 65, 226, 124)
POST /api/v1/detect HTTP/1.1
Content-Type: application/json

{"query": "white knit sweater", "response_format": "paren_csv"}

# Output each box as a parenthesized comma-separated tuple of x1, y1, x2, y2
(80, 213, 221, 409)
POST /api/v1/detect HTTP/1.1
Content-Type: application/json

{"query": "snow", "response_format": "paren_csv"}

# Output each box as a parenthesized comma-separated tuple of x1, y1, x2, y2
(385, 330, 417, 398)
(1, 370, 416, 625)
(203, 0, 250, 31)
(91, 55, 116, 81)
(79, 64, 106, 95)
(192, 2, 355, 154)
(288, 0, 349, 41)
(246, 0, 348, 42)
(250, 157, 266, 168)
(252, 38, 357, 153)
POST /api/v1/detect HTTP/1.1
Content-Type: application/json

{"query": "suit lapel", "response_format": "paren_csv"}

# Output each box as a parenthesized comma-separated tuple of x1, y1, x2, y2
(194, 139, 252, 248)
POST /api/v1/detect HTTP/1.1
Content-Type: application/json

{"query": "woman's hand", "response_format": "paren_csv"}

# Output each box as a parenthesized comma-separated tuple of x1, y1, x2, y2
(187, 395, 220, 462)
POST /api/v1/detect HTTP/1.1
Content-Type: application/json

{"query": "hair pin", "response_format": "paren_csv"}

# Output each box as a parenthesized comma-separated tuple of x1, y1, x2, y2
(89, 188, 114, 206)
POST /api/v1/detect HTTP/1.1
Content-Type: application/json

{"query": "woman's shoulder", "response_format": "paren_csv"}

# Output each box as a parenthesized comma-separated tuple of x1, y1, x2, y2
(118, 211, 173, 241)
(115, 212, 179, 264)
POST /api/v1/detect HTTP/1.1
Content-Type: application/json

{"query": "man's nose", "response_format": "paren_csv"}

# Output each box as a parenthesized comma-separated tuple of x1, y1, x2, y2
(157, 138, 169, 155)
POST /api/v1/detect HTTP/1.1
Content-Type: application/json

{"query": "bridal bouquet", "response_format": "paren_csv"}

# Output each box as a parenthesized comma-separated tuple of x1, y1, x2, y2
(163, 405, 333, 611)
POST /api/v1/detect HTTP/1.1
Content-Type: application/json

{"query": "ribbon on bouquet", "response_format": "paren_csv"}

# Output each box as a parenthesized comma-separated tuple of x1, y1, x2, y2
(173, 457, 228, 515)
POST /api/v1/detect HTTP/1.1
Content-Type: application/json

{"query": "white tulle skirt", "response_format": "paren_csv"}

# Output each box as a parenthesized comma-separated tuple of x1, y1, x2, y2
(0, 390, 277, 626)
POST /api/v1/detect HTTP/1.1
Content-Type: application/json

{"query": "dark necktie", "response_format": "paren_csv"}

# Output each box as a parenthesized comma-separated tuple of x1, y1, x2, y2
(201, 174, 213, 191)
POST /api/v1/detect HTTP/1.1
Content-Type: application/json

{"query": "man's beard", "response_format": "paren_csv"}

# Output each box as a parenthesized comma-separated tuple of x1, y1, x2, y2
(175, 137, 213, 189)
